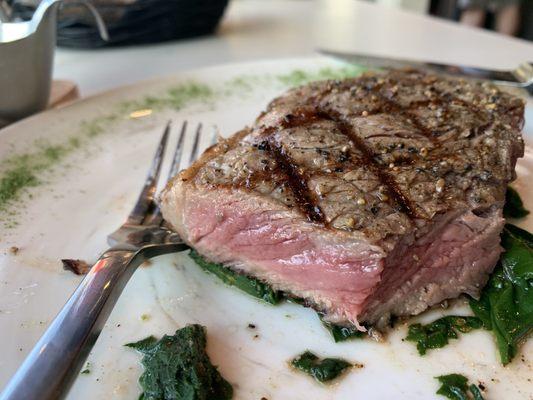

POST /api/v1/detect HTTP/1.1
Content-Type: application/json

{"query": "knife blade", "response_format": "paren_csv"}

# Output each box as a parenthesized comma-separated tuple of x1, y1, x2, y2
(319, 49, 533, 93)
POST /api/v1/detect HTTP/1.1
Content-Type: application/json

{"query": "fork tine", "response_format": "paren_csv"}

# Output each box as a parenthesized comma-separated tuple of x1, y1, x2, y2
(125, 122, 170, 225)
(189, 123, 202, 164)
(167, 121, 187, 180)
(146, 122, 205, 227)
(159, 122, 206, 229)
(144, 121, 189, 226)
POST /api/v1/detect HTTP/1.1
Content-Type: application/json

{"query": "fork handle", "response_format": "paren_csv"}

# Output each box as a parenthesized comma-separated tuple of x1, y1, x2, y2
(0, 244, 186, 400)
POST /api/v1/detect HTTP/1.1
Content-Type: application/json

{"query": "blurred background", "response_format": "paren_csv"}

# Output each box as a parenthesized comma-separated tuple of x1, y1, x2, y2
(2, 0, 532, 48)
(381, 0, 532, 40)
(1, 0, 531, 126)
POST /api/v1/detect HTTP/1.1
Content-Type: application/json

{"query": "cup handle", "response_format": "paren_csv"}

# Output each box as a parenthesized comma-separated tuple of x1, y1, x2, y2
(59, 0, 110, 41)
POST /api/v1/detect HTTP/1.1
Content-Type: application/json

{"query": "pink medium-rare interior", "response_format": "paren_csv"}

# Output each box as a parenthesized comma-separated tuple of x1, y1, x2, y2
(361, 210, 504, 324)
(161, 184, 504, 327)
(163, 186, 386, 323)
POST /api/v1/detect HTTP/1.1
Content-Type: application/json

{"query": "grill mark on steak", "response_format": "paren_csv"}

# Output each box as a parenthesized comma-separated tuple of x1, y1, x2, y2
(342, 74, 441, 144)
(256, 117, 326, 224)
(377, 96, 439, 143)
(179, 128, 252, 183)
(427, 86, 495, 139)
(258, 105, 422, 220)
(376, 78, 496, 142)
(316, 109, 421, 219)
(341, 73, 494, 143)
(266, 140, 326, 223)
(366, 79, 446, 143)
(258, 107, 422, 222)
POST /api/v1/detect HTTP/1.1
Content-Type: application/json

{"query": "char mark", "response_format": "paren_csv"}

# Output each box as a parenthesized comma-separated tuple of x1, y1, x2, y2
(316, 110, 421, 220)
(379, 98, 439, 143)
(372, 78, 494, 142)
(258, 97, 428, 221)
(259, 137, 325, 224)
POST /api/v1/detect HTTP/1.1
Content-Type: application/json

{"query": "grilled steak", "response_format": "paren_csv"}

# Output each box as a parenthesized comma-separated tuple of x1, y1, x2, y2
(161, 69, 525, 329)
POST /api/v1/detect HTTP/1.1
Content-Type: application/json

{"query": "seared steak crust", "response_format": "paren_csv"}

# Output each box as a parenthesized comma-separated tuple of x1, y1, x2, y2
(162, 69, 525, 328)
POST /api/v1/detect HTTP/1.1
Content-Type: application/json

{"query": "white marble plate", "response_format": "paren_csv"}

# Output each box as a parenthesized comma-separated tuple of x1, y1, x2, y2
(0, 57, 531, 400)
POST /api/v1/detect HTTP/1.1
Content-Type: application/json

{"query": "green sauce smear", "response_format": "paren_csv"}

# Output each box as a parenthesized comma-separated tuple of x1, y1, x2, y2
(126, 324, 233, 400)
(188, 250, 283, 305)
(320, 317, 365, 342)
(406, 316, 483, 355)
(435, 374, 485, 400)
(290, 351, 353, 383)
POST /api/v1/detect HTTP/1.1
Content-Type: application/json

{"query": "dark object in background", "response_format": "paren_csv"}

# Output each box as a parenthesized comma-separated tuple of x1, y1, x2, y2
(429, 0, 459, 19)
(10, 0, 229, 48)
(429, 0, 531, 41)
(520, 0, 533, 41)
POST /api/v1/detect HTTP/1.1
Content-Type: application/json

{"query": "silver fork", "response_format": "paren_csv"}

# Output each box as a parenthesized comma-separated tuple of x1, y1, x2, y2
(1, 121, 209, 400)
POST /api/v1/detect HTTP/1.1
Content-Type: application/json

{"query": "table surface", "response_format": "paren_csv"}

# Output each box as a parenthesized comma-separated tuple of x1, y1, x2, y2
(54, 0, 533, 97)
